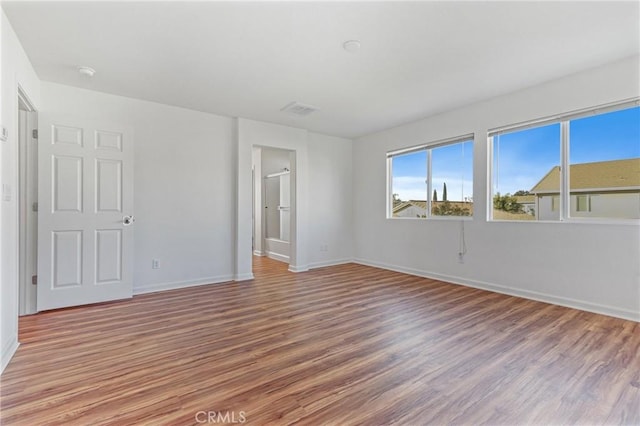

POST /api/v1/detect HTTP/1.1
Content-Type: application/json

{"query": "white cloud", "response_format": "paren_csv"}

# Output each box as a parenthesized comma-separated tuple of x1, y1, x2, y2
(393, 175, 473, 202)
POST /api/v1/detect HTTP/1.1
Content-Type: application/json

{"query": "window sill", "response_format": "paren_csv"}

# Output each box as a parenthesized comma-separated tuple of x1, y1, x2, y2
(488, 218, 640, 226)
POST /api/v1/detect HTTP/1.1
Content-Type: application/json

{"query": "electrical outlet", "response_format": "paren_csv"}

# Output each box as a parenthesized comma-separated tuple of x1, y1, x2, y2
(152, 259, 160, 269)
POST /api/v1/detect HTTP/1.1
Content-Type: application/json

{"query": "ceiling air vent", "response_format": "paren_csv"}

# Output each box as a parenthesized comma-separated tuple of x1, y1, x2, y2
(281, 102, 319, 117)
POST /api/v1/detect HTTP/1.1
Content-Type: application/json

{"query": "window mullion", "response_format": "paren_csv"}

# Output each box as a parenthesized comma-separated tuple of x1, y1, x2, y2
(488, 135, 495, 221)
(387, 157, 393, 218)
(560, 121, 570, 221)
(427, 149, 432, 219)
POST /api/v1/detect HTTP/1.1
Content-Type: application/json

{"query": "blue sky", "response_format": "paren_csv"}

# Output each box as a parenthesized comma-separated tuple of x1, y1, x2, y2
(392, 141, 473, 202)
(392, 106, 639, 201)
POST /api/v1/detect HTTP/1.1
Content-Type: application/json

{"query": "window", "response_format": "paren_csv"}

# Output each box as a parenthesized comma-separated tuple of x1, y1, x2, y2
(388, 135, 473, 219)
(390, 150, 427, 218)
(492, 123, 560, 221)
(575, 195, 591, 212)
(490, 102, 640, 221)
(569, 106, 640, 219)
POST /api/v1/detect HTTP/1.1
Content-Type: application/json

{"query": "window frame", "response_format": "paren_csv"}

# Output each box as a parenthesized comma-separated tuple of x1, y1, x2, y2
(387, 133, 474, 220)
(488, 98, 640, 224)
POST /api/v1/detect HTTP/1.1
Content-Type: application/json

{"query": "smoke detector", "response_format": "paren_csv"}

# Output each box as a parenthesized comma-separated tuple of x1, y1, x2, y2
(343, 40, 361, 53)
(281, 101, 319, 117)
(78, 66, 96, 77)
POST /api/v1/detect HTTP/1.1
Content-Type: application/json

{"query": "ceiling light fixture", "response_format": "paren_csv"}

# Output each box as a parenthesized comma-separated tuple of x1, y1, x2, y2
(78, 66, 96, 77)
(342, 40, 361, 53)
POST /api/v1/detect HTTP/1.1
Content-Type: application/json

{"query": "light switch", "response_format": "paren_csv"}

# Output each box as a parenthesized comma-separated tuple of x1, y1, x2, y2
(2, 184, 12, 202)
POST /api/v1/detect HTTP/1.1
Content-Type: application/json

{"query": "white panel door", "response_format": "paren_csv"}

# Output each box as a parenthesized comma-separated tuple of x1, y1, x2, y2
(37, 116, 133, 311)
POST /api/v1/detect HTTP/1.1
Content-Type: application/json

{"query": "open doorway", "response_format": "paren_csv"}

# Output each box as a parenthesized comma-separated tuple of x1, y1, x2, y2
(17, 88, 38, 315)
(252, 146, 294, 270)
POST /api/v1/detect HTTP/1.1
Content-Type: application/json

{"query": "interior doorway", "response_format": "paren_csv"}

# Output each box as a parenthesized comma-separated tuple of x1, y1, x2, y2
(17, 88, 38, 315)
(252, 146, 294, 269)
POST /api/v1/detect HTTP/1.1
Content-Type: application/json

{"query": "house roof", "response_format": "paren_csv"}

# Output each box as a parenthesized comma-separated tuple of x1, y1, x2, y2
(514, 195, 535, 204)
(530, 158, 640, 193)
(393, 200, 427, 214)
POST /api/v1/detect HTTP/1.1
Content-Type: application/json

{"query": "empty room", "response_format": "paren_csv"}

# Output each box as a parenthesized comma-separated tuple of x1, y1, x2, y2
(1, 1, 639, 425)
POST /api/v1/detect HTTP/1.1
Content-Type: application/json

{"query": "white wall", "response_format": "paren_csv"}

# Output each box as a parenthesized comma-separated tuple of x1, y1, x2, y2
(353, 56, 640, 321)
(1, 10, 42, 372)
(40, 83, 236, 294)
(307, 132, 353, 268)
(0, 5, 349, 376)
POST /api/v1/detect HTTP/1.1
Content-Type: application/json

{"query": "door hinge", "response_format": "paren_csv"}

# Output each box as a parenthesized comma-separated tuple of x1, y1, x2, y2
(32, 275, 37, 285)
(32, 202, 38, 212)
(32, 129, 38, 139)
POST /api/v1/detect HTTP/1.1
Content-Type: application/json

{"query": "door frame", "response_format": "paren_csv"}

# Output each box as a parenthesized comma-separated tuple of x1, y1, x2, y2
(17, 86, 38, 315)
(235, 118, 309, 279)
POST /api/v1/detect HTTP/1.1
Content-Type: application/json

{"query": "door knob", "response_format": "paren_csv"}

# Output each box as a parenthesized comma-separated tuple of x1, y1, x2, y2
(123, 215, 135, 226)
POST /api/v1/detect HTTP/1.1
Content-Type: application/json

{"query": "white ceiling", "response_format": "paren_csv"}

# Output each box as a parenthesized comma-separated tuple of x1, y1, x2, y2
(3, 1, 639, 138)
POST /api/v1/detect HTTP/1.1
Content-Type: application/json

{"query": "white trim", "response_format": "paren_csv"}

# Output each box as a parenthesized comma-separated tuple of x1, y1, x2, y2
(266, 251, 289, 263)
(560, 121, 570, 220)
(18, 91, 35, 113)
(353, 258, 640, 322)
(253, 250, 264, 256)
(1, 338, 20, 374)
(308, 258, 353, 269)
(386, 133, 474, 157)
(133, 275, 234, 295)
(235, 273, 254, 281)
(489, 218, 639, 226)
(427, 148, 432, 216)
(288, 264, 309, 273)
(236, 119, 309, 280)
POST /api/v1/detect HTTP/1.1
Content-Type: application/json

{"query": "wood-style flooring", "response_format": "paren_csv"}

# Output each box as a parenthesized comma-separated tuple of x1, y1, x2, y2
(1, 256, 639, 425)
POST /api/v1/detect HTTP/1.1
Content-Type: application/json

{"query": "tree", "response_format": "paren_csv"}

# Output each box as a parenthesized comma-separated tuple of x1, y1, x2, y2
(493, 193, 523, 213)
(514, 190, 531, 196)
(442, 182, 448, 201)
(432, 200, 471, 216)
(433, 189, 438, 202)
(392, 193, 402, 207)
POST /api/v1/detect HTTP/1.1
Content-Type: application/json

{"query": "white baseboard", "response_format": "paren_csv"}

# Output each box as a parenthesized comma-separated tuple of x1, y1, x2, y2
(308, 258, 353, 269)
(234, 273, 254, 281)
(253, 250, 264, 256)
(266, 251, 289, 263)
(1, 337, 20, 374)
(133, 275, 234, 295)
(353, 258, 640, 322)
(288, 264, 309, 273)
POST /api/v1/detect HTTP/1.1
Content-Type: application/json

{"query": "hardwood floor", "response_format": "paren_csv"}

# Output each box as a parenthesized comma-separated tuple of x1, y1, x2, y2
(1, 257, 639, 425)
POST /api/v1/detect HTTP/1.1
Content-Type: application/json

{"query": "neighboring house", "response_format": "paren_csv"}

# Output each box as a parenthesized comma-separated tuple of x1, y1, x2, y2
(393, 200, 473, 217)
(530, 158, 640, 220)
(514, 195, 536, 215)
(393, 200, 427, 217)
